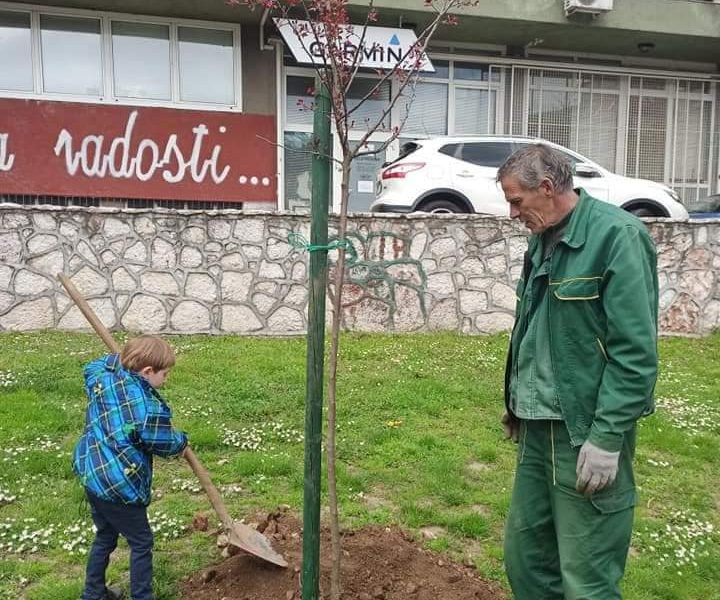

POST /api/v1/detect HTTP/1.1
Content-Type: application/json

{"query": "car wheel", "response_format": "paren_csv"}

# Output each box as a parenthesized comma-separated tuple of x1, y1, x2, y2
(417, 198, 469, 214)
(623, 200, 669, 218)
(627, 206, 658, 217)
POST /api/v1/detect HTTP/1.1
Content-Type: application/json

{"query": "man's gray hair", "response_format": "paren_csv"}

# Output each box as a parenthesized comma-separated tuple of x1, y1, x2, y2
(496, 144, 574, 193)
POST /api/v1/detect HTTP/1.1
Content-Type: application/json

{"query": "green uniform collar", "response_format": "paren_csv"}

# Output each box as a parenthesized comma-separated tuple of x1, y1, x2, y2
(528, 188, 591, 267)
(559, 188, 593, 250)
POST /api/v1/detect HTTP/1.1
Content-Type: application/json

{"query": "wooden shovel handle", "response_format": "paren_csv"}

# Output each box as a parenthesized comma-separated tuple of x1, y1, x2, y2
(58, 274, 121, 353)
(58, 273, 233, 529)
(182, 446, 234, 529)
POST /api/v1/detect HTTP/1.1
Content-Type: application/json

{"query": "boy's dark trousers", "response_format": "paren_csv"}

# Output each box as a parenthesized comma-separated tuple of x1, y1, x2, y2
(82, 492, 154, 600)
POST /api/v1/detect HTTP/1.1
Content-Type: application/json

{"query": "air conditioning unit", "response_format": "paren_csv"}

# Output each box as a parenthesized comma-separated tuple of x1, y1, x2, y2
(564, 0, 614, 15)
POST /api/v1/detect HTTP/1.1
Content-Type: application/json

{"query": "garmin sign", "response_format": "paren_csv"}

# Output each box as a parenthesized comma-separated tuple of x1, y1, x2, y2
(274, 19, 435, 73)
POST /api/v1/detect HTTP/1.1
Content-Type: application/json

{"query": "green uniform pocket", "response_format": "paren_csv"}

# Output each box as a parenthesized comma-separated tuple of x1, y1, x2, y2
(590, 487, 636, 514)
(552, 276, 601, 300)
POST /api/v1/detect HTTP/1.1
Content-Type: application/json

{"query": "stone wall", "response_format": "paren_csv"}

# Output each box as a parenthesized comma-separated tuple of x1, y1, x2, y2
(0, 205, 718, 336)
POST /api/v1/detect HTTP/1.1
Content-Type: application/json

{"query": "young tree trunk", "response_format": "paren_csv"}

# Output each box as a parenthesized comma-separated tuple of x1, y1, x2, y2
(230, 4, 469, 597)
(326, 155, 352, 600)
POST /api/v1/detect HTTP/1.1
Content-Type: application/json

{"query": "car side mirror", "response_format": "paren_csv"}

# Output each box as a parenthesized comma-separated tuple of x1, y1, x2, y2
(575, 164, 601, 178)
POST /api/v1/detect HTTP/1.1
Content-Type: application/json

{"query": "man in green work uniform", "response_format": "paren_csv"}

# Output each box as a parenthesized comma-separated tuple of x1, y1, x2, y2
(498, 144, 658, 599)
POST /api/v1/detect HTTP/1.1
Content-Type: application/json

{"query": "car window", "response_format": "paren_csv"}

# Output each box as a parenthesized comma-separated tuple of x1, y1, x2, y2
(559, 151, 580, 167)
(513, 142, 580, 167)
(459, 142, 514, 167)
(383, 141, 422, 168)
(438, 143, 462, 159)
(397, 141, 421, 160)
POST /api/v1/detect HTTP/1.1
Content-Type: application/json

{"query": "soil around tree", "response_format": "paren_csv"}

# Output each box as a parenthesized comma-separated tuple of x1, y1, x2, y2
(181, 511, 505, 600)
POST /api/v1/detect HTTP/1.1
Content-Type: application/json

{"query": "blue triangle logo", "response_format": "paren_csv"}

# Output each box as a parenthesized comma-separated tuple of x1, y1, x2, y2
(389, 34, 400, 45)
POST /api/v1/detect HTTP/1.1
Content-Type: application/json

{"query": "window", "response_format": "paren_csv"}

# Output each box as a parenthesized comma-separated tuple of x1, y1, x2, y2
(178, 27, 235, 104)
(283, 65, 440, 134)
(397, 60, 505, 139)
(347, 78, 391, 131)
(283, 131, 334, 213)
(286, 76, 315, 126)
(0, 7, 240, 109)
(438, 143, 461, 159)
(423, 59, 449, 79)
(41, 15, 102, 95)
(112, 22, 171, 100)
(397, 141, 422, 161)
(0, 11, 32, 91)
(284, 132, 312, 211)
(459, 142, 514, 167)
(401, 82, 448, 136)
(455, 88, 496, 135)
(454, 61, 499, 82)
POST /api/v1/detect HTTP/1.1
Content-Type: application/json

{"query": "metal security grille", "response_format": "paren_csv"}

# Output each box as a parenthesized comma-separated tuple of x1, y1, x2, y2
(501, 65, 718, 210)
(504, 67, 621, 171)
(626, 77, 669, 184)
(668, 80, 715, 206)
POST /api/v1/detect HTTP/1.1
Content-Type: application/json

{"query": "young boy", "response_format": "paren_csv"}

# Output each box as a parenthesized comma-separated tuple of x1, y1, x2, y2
(73, 335, 188, 600)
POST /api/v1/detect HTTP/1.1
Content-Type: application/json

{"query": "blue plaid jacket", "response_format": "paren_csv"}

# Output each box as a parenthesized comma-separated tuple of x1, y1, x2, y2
(73, 354, 187, 506)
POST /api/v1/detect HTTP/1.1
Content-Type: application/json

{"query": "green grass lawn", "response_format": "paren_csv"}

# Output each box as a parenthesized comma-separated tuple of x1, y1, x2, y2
(0, 331, 718, 599)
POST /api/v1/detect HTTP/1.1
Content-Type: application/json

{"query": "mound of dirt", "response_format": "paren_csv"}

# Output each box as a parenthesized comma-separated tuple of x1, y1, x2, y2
(181, 512, 505, 600)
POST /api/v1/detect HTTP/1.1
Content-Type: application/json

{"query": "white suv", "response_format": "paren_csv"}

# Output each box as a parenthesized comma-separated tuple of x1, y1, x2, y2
(372, 136, 689, 219)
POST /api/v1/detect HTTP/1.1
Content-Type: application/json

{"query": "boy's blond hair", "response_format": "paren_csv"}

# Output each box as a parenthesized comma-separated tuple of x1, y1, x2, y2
(120, 335, 176, 373)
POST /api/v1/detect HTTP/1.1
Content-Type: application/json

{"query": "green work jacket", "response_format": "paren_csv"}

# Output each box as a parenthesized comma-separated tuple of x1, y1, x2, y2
(504, 190, 659, 453)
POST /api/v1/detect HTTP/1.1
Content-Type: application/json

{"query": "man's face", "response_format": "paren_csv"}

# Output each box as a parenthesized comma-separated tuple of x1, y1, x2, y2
(500, 175, 554, 234)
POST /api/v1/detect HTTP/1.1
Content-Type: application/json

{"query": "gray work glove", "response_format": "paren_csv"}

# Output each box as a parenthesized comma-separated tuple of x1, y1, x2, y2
(575, 440, 620, 496)
(501, 412, 519, 443)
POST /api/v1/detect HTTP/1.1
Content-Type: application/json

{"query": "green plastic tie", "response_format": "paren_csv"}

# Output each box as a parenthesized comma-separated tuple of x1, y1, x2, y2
(288, 232, 358, 264)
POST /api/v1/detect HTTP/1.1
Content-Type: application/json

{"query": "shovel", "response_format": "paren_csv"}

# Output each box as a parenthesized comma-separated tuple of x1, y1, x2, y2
(58, 274, 288, 568)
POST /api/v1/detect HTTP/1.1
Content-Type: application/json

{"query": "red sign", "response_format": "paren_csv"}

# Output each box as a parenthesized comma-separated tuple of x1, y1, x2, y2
(0, 99, 277, 203)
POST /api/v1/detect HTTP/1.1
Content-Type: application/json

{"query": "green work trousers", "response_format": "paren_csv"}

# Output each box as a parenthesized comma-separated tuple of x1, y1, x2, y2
(504, 419, 637, 600)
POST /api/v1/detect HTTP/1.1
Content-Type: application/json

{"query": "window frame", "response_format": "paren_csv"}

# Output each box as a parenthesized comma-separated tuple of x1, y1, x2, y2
(176, 25, 236, 106)
(38, 13, 104, 97)
(110, 19, 173, 102)
(0, 1, 242, 112)
(281, 65, 394, 212)
(456, 141, 516, 168)
(0, 9, 33, 92)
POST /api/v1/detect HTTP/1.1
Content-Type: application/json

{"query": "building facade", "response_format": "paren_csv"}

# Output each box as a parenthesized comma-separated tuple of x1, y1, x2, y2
(1, 0, 719, 213)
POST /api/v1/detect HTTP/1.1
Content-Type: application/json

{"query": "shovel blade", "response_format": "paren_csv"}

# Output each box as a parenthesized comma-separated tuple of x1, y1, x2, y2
(228, 521, 288, 568)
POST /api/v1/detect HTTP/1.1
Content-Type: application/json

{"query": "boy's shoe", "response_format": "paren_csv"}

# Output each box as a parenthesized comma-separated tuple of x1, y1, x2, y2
(103, 587, 124, 600)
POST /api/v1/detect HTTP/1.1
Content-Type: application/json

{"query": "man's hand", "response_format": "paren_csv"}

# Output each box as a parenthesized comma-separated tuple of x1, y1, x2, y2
(576, 441, 620, 496)
(501, 412, 520, 443)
